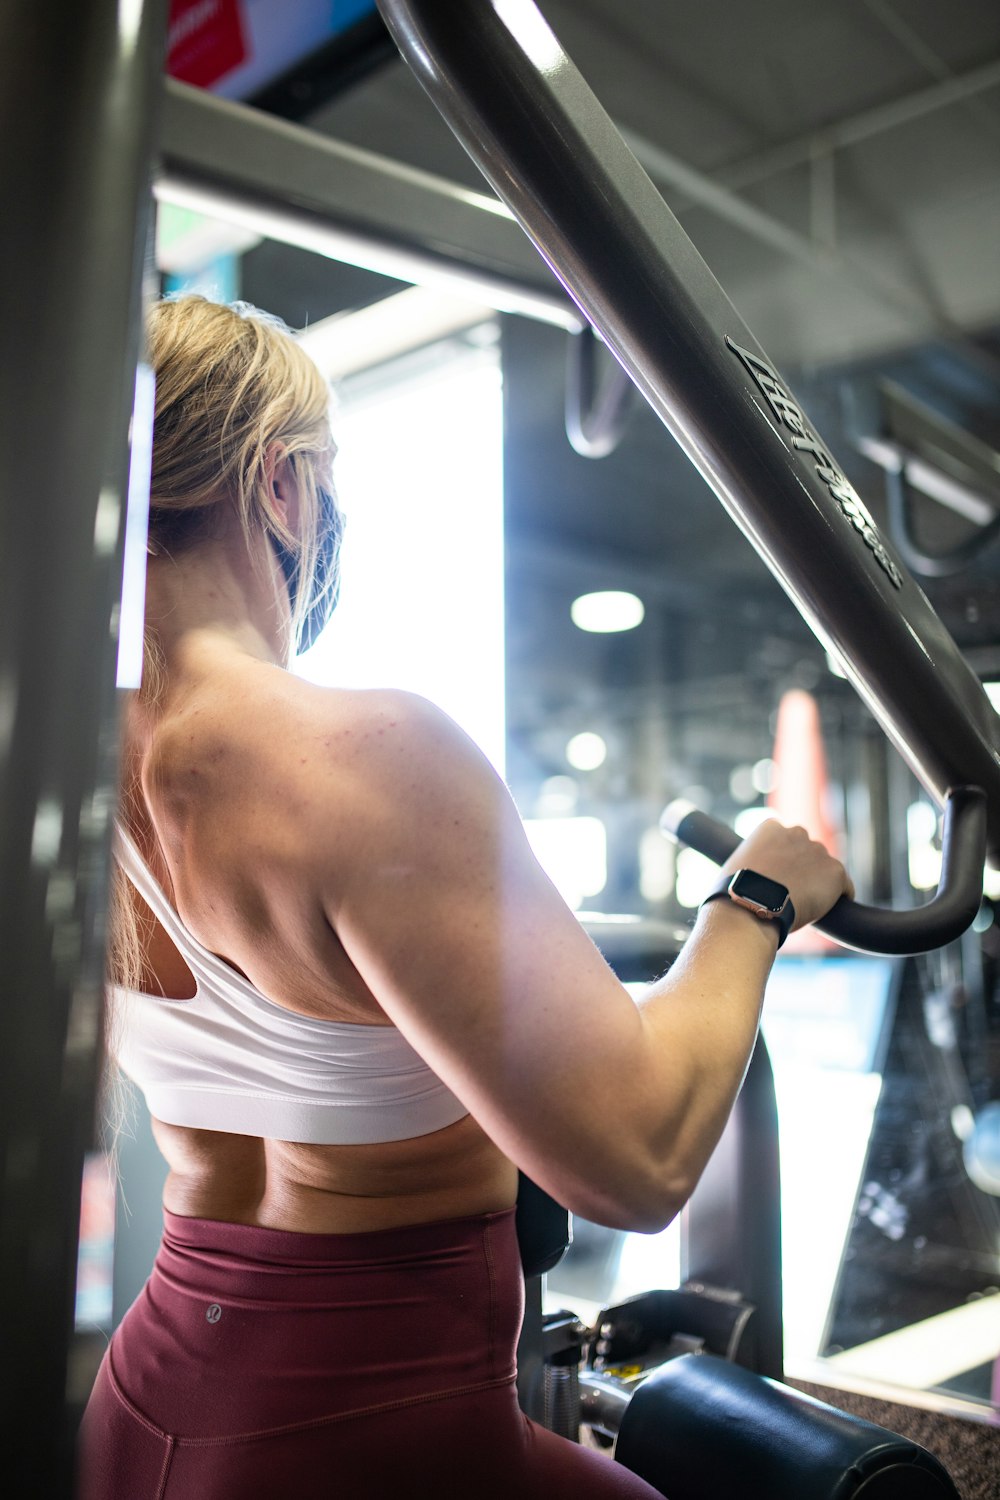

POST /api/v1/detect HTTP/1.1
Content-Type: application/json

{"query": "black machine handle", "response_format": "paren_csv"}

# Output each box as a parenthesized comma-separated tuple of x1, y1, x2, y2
(661, 787, 988, 956)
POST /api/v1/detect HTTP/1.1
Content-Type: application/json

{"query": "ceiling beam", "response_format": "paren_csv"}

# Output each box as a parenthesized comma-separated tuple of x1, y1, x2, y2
(156, 79, 580, 330)
(715, 54, 1000, 192)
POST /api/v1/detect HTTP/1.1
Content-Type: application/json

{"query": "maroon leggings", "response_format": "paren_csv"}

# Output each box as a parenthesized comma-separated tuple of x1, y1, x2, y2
(78, 1207, 662, 1499)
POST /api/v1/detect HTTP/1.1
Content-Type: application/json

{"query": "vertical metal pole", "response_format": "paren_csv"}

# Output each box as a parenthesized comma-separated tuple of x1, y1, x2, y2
(0, 1, 166, 1488)
(680, 1039, 784, 1378)
(516, 1278, 547, 1424)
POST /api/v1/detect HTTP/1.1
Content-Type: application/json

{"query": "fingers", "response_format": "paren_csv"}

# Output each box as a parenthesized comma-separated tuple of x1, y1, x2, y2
(724, 819, 854, 929)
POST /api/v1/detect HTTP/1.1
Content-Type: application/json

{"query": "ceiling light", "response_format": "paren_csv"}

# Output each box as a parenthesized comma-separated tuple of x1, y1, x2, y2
(566, 732, 607, 770)
(570, 591, 645, 633)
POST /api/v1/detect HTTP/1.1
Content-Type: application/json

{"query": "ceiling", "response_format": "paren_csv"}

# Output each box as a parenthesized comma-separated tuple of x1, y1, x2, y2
(301, 0, 1000, 369)
(228, 0, 1000, 822)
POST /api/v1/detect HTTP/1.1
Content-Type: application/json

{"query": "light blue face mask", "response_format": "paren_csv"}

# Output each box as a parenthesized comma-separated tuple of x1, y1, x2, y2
(271, 486, 344, 655)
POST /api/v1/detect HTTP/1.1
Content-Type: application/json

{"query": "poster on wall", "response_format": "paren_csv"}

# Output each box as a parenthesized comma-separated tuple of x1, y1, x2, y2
(166, 0, 382, 98)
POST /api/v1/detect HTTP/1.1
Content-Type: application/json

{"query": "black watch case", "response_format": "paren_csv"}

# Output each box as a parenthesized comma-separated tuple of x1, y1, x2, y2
(726, 869, 790, 918)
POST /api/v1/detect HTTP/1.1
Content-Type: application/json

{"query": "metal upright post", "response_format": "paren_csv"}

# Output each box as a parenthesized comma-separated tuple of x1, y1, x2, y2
(0, 1, 166, 1489)
(680, 1039, 784, 1379)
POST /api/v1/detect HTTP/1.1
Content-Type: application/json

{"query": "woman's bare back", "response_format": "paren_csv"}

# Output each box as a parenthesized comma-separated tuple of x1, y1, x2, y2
(119, 630, 849, 1242)
(123, 655, 518, 1234)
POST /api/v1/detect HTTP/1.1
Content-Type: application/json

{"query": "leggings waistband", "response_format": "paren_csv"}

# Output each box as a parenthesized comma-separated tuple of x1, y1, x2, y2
(160, 1203, 517, 1259)
(108, 1206, 524, 1440)
(155, 1206, 519, 1302)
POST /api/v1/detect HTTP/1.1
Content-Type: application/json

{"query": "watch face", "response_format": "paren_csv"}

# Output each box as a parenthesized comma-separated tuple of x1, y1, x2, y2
(730, 869, 788, 914)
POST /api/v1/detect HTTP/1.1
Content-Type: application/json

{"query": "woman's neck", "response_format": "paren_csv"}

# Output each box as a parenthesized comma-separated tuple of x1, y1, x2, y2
(121, 525, 291, 838)
(143, 520, 291, 678)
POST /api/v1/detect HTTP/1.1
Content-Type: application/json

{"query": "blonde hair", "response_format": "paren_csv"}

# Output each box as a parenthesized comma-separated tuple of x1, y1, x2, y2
(146, 294, 337, 630)
(107, 295, 340, 1000)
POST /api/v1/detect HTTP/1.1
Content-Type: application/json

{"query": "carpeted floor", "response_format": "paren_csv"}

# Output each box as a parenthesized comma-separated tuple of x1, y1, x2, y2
(792, 1381, 1000, 1500)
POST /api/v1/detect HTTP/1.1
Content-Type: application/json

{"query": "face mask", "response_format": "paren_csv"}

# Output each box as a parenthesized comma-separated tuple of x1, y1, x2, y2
(271, 486, 343, 655)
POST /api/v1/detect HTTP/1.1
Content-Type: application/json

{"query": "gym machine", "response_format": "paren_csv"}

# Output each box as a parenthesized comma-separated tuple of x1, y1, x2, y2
(0, 1, 166, 1489)
(0, 0, 991, 1489)
(511, 919, 958, 1499)
(374, 0, 997, 1493)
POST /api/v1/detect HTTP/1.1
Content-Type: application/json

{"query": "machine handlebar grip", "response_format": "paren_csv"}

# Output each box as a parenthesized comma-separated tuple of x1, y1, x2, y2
(661, 786, 988, 955)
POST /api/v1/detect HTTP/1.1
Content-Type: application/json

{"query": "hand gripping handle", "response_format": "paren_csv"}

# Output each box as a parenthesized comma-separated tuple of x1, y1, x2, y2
(661, 787, 988, 955)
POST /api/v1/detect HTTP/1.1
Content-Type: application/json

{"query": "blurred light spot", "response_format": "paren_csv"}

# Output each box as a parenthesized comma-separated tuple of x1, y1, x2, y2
(536, 775, 578, 817)
(907, 801, 941, 891)
(570, 591, 645, 633)
(31, 800, 63, 865)
(751, 758, 776, 794)
(566, 731, 607, 770)
(640, 827, 675, 902)
(729, 764, 757, 803)
(909, 842, 942, 892)
(675, 847, 718, 908)
(734, 807, 774, 839)
(906, 800, 938, 844)
(93, 487, 120, 557)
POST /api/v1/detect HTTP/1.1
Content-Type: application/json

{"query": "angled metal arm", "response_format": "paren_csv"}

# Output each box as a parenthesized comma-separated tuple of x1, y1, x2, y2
(376, 0, 1000, 868)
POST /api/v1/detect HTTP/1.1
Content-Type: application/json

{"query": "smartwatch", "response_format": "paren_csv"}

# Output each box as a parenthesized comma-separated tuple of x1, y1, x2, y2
(702, 869, 795, 948)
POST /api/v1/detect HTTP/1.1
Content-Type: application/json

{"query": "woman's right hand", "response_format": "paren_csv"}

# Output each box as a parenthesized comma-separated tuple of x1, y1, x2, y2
(720, 818, 854, 932)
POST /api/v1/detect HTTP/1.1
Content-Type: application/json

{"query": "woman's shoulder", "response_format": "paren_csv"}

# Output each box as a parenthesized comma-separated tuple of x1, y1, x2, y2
(155, 664, 449, 769)
(155, 670, 498, 860)
(280, 680, 504, 830)
(272, 676, 491, 779)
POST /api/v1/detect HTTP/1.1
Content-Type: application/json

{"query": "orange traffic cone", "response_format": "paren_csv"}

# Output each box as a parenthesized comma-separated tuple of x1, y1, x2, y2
(768, 689, 840, 953)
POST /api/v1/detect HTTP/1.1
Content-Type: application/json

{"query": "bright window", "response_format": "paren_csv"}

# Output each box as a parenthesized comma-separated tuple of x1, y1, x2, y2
(295, 337, 505, 774)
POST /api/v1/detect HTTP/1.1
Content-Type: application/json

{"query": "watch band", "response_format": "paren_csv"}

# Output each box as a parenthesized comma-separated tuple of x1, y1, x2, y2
(702, 869, 795, 948)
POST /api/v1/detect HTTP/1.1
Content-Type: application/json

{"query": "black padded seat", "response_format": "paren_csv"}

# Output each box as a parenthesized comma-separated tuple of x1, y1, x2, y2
(614, 1354, 960, 1499)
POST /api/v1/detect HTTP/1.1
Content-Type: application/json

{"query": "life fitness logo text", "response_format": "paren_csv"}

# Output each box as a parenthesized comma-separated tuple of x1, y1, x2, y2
(726, 337, 903, 590)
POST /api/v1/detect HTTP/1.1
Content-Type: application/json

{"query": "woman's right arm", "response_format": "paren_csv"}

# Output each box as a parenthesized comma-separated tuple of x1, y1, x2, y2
(314, 690, 851, 1232)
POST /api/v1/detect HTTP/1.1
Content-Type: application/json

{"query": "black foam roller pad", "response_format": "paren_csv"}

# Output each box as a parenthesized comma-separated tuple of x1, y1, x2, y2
(614, 1354, 960, 1499)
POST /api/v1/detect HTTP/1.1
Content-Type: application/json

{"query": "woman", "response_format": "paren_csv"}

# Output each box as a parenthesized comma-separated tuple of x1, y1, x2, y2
(79, 295, 851, 1498)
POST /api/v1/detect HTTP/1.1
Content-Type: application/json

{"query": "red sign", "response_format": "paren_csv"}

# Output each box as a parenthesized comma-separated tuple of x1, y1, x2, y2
(167, 0, 248, 89)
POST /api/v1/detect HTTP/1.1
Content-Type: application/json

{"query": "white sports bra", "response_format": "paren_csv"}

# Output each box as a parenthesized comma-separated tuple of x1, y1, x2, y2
(110, 826, 469, 1145)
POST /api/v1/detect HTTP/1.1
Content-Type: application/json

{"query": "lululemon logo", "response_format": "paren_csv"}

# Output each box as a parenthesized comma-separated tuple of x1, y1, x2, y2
(206, 1303, 222, 1324)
